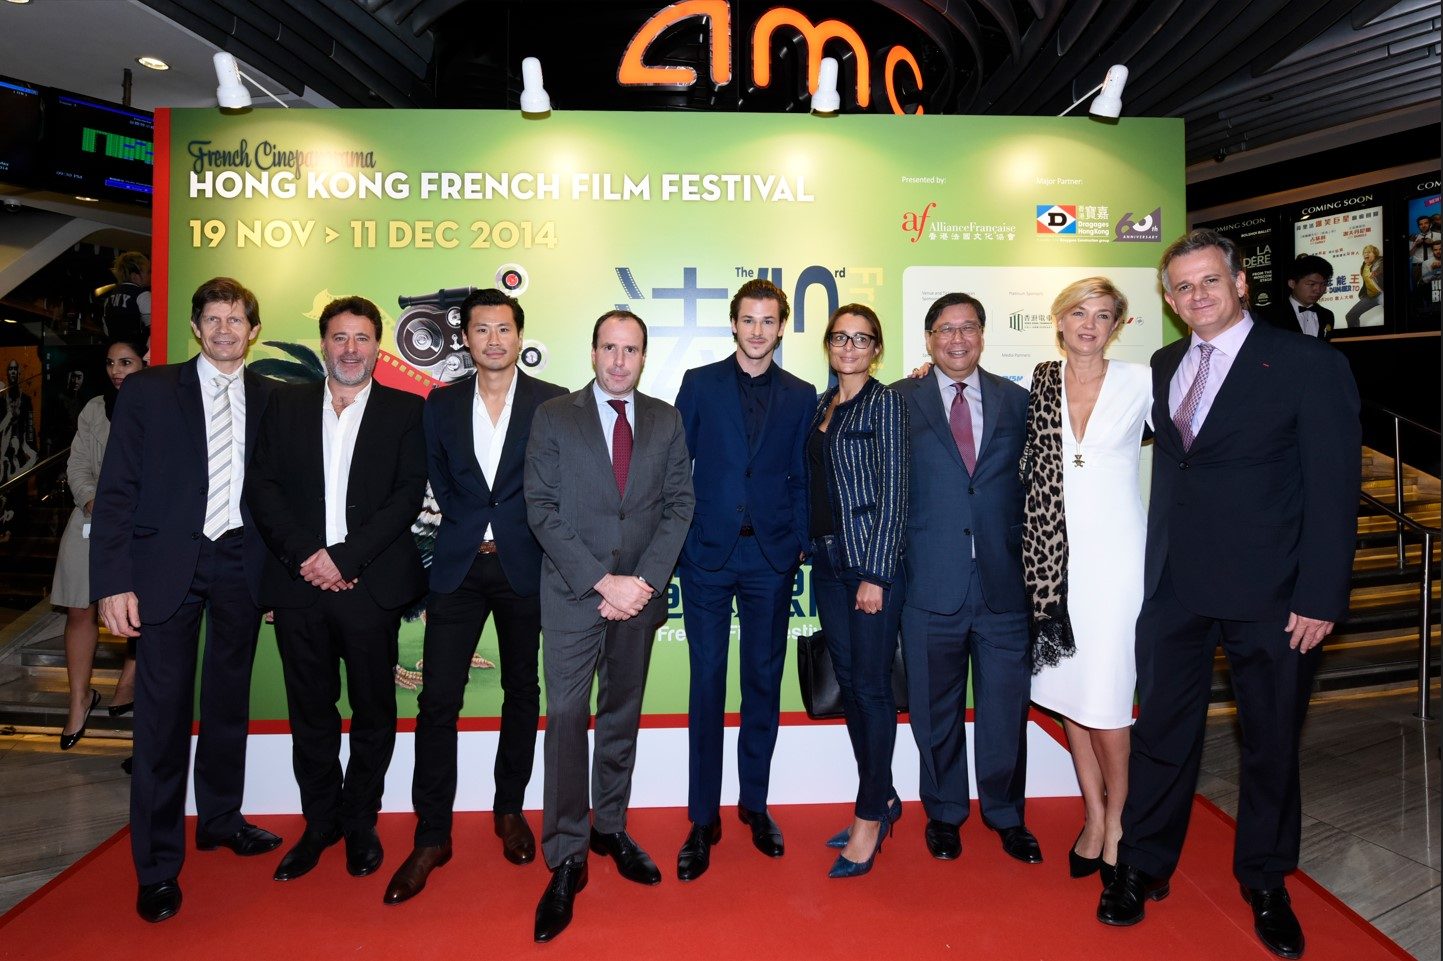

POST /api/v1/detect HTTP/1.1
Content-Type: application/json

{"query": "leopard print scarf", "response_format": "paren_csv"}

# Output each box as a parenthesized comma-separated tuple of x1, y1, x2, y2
(1020, 360, 1074, 673)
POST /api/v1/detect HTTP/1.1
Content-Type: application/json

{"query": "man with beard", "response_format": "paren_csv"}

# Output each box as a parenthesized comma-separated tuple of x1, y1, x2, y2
(245, 295, 428, 882)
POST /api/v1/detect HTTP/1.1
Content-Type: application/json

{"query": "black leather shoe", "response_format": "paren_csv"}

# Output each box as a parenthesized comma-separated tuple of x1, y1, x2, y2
(737, 806, 784, 858)
(1097, 862, 1170, 926)
(384, 843, 452, 904)
(677, 822, 721, 881)
(1241, 885, 1305, 959)
(197, 823, 283, 856)
(589, 828, 662, 885)
(273, 828, 341, 881)
(1069, 828, 1102, 878)
(924, 819, 962, 860)
(494, 812, 536, 865)
(534, 856, 588, 943)
(60, 689, 101, 750)
(345, 827, 384, 877)
(136, 878, 181, 923)
(995, 824, 1043, 863)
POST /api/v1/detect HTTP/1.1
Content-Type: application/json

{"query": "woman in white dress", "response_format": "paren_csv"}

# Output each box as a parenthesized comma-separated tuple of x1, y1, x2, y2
(53, 339, 144, 748)
(1022, 277, 1150, 883)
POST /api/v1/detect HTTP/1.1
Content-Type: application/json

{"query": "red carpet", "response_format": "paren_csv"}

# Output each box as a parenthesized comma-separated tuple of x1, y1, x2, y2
(0, 798, 1411, 961)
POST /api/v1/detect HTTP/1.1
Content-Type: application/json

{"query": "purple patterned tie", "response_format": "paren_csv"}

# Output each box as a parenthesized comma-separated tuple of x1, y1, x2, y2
(949, 382, 977, 474)
(608, 399, 632, 494)
(1172, 343, 1215, 452)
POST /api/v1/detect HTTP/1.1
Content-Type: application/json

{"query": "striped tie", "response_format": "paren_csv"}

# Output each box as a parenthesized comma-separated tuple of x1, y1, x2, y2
(203, 374, 237, 540)
(1172, 343, 1215, 452)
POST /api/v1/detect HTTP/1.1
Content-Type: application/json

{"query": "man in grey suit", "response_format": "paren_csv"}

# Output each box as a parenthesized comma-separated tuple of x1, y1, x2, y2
(524, 310, 694, 943)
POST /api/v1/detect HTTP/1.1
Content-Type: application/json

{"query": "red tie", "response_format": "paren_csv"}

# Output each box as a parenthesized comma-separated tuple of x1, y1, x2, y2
(608, 399, 632, 494)
(950, 382, 976, 474)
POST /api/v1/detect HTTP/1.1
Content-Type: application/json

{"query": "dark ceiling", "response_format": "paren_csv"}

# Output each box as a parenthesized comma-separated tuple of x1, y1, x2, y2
(133, 0, 1441, 165)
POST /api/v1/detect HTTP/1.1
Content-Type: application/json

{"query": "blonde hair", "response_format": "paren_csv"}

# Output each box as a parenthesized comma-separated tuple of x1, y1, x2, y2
(1050, 277, 1127, 350)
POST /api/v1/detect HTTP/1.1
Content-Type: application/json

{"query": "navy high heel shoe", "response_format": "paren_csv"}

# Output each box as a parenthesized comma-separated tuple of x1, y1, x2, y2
(825, 790, 902, 849)
(60, 689, 101, 750)
(827, 818, 889, 878)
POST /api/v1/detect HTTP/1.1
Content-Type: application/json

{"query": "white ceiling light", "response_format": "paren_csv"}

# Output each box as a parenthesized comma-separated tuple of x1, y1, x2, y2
(811, 57, 841, 115)
(213, 51, 289, 109)
(1059, 64, 1129, 119)
(519, 57, 550, 116)
(137, 56, 170, 71)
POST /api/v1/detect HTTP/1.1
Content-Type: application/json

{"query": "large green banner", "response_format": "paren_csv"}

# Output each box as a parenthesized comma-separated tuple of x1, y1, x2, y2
(163, 109, 1185, 720)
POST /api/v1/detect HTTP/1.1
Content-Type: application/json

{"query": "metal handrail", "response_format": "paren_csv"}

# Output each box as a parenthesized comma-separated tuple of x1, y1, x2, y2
(1359, 491, 1439, 721)
(1362, 401, 1442, 439)
(1361, 403, 1441, 569)
(0, 449, 68, 497)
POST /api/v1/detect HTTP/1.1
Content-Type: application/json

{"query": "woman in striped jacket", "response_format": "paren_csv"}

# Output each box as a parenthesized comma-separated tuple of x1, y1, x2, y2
(805, 303, 909, 879)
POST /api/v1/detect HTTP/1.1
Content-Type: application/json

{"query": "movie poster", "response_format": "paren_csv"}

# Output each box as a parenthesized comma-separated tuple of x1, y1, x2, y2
(1293, 193, 1386, 330)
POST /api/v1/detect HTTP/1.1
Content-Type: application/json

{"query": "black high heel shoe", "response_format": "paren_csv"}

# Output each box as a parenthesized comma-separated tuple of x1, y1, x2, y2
(825, 789, 902, 848)
(60, 689, 101, 750)
(107, 700, 134, 717)
(1069, 827, 1102, 878)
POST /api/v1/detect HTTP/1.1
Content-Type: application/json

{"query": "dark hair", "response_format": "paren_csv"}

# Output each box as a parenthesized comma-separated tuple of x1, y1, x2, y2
(102, 336, 148, 420)
(730, 279, 790, 325)
(459, 287, 524, 331)
(1158, 229, 1243, 292)
(591, 310, 648, 352)
(190, 276, 260, 329)
(1286, 254, 1333, 283)
(824, 303, 884, 358)
(923, 292, 987, 331)
(318, 295, 383, 339)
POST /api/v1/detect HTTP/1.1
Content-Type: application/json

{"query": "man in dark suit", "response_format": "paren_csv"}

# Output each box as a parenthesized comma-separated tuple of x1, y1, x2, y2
(1261, 255, 1335, 340)
(245, 295, 428, 883)
(891, 293, 1042, 866)
(1098, 230, 1360, 960)
(384, 289, 566, 906)
(673, 279, 813, 881)
(524, 310, 694, 942)
(91, 277, 282, 923)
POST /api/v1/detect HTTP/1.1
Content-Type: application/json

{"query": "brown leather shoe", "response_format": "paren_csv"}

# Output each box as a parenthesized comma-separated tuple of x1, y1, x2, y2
(383, 843, 453, 905)
(494, 812, 536, 865)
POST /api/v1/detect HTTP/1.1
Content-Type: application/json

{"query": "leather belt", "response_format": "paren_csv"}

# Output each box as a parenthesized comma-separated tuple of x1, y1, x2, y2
(478, 540, 498, 555)
(739, 525, 755, 537)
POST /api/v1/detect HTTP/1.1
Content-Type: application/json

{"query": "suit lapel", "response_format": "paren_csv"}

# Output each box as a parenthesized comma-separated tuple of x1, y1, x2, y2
(494, 369, 536, 487)
(623, 393, 659, 505)
(299, 382, 326, 505)
(346, 382, 385, 501)
(1152, 339, 1188, 454)
(575, 386, 619, 504)
(175, 358, 206, 462)
(915, 377, 965, 471)
(450, 374, 489, 497)
(1189, 325, 1266, 452)
(242, 367, 267, 459)
(747, 363, 778, 460)
(975, 370, 1000, 466)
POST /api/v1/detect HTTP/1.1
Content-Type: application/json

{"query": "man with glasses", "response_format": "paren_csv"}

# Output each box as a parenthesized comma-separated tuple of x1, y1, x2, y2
(891, 293, 1041, 866)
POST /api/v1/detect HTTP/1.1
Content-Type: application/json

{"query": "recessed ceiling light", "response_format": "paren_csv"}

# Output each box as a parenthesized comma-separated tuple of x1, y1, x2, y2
(3, 318, 18, 325)
(74, 196, 99, 202)
(4, 1, 32, 6)
(137, 56, 169, 71)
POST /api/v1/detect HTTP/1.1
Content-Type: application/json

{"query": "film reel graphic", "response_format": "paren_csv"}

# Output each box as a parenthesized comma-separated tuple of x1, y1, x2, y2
(394, 266, 545, 381)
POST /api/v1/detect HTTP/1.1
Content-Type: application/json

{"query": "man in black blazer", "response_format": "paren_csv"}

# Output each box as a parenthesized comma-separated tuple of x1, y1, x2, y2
(384, 288, 566, 906)
(673, 279, 814, 881)
(245, 295, 428, 883)
(91, 277, 282, 923)
(1261, 255, 1335, 340)
(1098, 231, 1360, 961)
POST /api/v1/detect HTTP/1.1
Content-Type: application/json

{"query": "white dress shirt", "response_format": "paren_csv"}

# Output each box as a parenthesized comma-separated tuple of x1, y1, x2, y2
(196, 353, 246, 533)
(1168, 313, 1254, 439)
(592, 380, 637, 460)
(1289, 297, 1320, 338)
(322, 379, 372, 546)
(472, 371, 518, 541)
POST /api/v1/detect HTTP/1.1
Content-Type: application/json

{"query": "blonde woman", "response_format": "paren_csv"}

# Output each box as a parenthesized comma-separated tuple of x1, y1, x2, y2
(1343, 244, 1383, 327)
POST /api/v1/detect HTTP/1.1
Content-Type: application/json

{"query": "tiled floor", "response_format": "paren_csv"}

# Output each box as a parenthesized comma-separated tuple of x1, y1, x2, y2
(0, 692, 1437, 959)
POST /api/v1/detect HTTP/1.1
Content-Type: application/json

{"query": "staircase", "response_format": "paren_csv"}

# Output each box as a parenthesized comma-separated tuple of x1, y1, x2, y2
(1211, 448, 1442, 703)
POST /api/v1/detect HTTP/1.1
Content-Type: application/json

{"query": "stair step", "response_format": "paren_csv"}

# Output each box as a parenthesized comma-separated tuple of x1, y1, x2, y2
(20, 633, 129, 670)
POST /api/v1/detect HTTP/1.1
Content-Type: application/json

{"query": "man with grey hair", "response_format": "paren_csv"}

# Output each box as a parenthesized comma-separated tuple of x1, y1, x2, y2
(1096, 229, 1360, 960)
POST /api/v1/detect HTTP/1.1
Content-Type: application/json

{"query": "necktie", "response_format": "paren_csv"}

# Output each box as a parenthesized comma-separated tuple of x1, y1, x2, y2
(203, 374, 237, 539)
(608, 399, 632, 495)
(1172, 343, 1215, 452)
(949, 381, 976, 474)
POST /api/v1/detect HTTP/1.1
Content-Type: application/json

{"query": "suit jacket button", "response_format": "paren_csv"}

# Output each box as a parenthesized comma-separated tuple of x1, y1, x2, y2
(1179, 461, 1189, 469)
(489, 498, 498, 508)
(963, 528, 972, 536)
(736, 506, 744, 512)
(745, 469, 752, 477)
(612, 549, 621, 557)
(618, 512, 626, 520)
(968, 486, 976, 495)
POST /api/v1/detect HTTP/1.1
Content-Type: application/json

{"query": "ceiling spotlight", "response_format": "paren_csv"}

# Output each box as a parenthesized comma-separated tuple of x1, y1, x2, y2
(811, 57, 841, 116)
(1059, 64, 1129, 119)
(213, 51, 289, 109)
(4, 1, 32, 6)
(137, 56, 170, 71)
(519, 57, 551, 116)
(74, 196, 99, 202)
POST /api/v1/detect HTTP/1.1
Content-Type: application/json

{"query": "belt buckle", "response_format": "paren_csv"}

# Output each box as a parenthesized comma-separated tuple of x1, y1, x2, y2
(739, 525, 755, 537)
(478, 540, 498, 555)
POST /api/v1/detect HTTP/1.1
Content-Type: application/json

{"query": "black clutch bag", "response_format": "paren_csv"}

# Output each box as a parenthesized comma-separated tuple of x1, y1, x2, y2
(797, 630, 909, 721)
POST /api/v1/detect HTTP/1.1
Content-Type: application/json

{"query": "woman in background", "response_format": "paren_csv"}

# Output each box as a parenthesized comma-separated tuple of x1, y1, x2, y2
(807, 304, 908, 878)
(1022, 278, 1150, 883)
(53, 339, 143, 748)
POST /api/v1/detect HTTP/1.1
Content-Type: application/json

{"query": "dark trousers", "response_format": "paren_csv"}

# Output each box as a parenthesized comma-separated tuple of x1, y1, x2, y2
(540, 597, 663, 867)
(901, 563, 1030, 828)
(273, 589, 400, 836)
(811, 536, 904, 822)
(412, 552, 542, 845)
(130, 533, 260, 885)
(680, 537, 794, 824)
(1120, 564, 1318, 889)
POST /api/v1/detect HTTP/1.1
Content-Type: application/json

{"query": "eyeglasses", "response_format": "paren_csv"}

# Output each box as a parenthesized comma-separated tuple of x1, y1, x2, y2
(827, 331, 876, 349)
(928, 323, 982, 340)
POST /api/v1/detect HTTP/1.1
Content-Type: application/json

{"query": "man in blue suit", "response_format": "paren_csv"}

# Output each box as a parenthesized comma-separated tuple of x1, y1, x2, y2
(673, 279, 814, 881)
(384, 288, 566, 906)
(892, 293, 1042, 865)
